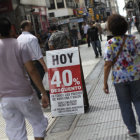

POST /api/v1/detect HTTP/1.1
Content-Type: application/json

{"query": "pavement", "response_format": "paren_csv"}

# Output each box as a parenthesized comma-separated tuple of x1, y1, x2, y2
(1, 29, 139, 140)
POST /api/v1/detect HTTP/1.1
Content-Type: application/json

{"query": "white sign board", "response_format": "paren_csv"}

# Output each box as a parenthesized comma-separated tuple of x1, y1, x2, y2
(46, 48, 84, 117)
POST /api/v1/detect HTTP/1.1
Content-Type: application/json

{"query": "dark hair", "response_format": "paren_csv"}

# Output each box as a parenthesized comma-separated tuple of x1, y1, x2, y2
(107, 14, 128, 36)
(50, 25, 57, 31)
(0, 18, 11, 37)
(73, 25, 76, 28)
(20, 20, 30, 30)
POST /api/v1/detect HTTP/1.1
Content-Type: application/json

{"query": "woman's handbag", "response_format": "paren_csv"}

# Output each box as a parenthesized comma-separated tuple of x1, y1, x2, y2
(133, 39, 140, 70)
(112, 36, 127, 66)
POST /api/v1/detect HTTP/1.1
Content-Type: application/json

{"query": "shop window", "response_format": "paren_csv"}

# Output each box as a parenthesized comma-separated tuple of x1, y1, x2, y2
(48, 0, 56, 10)
(57, 0, 64, 8)
(66, 0, 75, 8)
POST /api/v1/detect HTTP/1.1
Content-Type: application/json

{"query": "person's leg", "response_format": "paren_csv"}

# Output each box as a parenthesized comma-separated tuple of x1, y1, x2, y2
(96, 40, 102, 56)
(100, 33, 102, 41)
(76, 38, 79, 47)
(91, 41, 98, 58)
(87, 38, 90, 47)
(17, 94, 48, 139)
(130, 80, 140, 125)
(0, 98, 27, 140)
(114, 83, 136, 133)
(73, 38, 75, 47)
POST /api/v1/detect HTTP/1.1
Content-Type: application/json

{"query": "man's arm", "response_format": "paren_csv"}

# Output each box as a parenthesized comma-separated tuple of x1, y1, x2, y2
(104, 61, 112, 94)
(30, 38, 48, 72)
(24, 61, 49, 108)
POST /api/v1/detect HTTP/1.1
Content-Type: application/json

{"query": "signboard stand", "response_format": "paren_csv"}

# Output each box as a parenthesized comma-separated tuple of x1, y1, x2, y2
(46, 47, 85, 117)
(78, 48, 89, 112)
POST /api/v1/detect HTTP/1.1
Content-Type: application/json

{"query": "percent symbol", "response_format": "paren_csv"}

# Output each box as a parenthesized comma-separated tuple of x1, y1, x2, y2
(73, 78, 80, 85)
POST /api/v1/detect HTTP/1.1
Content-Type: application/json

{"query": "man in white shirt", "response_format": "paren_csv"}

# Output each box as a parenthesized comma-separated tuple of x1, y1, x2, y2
(17, 20, 48, 99)
(82, 22, 89, 35)
(17, 20, 47, 72)
(82, 22, 90, 47)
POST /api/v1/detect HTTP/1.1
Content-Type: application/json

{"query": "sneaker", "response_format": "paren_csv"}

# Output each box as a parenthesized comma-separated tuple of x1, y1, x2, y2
(95, 55, 99, 58)
(128, 131, 138, 137)
(100, 52, 102, 57)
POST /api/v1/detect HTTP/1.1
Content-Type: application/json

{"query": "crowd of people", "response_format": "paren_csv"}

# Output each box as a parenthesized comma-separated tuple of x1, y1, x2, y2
(0, 13, 140, 140)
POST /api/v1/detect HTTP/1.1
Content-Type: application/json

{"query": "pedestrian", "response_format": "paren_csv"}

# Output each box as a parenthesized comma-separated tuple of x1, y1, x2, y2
(128, 18, 132, 34)
(95, 20, 102, 41)
(82, 22, 90, 47)
(104, 14, 140, 137)
(70, 25, 79, 47)
(0, 18, 49, 140)
(48, 25, 71, 50)
(87, 22, 102, 58)
(17, 20, 48, 99)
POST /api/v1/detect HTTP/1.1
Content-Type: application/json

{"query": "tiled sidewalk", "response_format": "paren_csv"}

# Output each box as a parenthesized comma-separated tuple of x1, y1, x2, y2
(69, 64, 140, 140)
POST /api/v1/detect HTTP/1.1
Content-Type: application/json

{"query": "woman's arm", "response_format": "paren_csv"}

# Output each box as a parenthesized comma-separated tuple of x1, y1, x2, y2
(104, 61, 112, 94)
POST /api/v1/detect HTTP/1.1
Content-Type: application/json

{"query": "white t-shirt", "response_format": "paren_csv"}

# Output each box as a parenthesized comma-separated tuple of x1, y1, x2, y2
(83, 24, 89, 34)
(17, 32, 43, 61)
(0, 38, 33, 98)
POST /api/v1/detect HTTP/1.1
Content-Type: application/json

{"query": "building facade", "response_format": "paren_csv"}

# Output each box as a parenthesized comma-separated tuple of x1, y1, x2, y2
(0, 0, 50, 34)
(20, 0, 50, 34)
(110, 0, 119, 14)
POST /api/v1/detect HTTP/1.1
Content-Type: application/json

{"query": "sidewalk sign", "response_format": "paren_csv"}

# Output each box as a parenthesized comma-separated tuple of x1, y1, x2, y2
(46, 47, 84, 117)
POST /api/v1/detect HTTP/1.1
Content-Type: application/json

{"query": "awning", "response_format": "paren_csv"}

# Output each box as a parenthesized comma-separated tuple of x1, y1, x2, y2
(70, 18, 84, 23)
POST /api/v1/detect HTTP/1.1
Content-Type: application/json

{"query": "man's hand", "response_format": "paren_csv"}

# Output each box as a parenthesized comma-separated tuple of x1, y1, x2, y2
(41, 94, 50, 108)
(103, 83, 109, 94)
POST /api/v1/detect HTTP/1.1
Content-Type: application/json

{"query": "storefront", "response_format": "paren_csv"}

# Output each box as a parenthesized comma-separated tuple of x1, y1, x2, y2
(20, 0, 50, 34)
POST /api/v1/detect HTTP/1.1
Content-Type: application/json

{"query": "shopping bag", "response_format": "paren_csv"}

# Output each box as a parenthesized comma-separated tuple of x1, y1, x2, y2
(42, 72, 49, 90)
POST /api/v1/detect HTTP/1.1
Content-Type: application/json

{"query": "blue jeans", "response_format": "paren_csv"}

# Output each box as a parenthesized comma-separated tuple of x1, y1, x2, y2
(72, 37, 78, 47)
(91, 40, 102, 57)
(114, 80, 140, 133)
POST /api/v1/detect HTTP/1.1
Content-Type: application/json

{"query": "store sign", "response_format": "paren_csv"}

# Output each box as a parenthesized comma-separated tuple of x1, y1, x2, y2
(46, 48, 84, 117)
(0, 0, 13, 13)
(20, 0, 50, 7)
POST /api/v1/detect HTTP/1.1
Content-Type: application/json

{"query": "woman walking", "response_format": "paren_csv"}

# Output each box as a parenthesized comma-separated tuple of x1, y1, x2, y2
(104, 14, 140, 136)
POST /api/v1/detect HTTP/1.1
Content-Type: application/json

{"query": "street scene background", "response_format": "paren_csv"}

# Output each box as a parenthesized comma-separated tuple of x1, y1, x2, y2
(0, 0, 140, 140)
